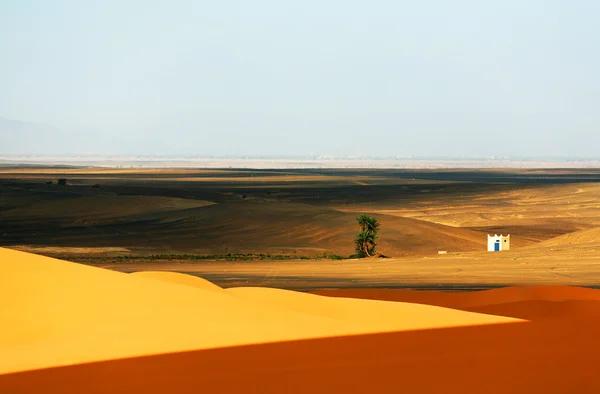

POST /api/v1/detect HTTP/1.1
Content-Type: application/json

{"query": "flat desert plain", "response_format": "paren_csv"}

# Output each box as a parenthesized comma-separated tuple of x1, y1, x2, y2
(3, 167, 600, 392)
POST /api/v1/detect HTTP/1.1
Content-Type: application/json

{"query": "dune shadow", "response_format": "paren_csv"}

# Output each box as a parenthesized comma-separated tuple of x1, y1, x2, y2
(1, 316, 599, 393)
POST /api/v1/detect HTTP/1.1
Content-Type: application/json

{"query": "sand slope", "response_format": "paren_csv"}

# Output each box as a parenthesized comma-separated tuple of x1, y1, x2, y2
(314, 285, 600, 320)
(2, 195, 215, 221)
(2, 187, 492, 255)
(0, 248, 518, 376)
(531, 227, 600, 248)
(226, 286, 508, 330)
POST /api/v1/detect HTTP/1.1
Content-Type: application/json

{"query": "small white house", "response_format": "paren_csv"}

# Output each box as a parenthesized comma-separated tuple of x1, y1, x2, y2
(487, 234, 510, 252)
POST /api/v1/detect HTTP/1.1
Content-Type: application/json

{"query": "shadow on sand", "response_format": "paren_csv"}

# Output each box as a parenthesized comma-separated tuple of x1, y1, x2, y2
(1, 316, 599, 393)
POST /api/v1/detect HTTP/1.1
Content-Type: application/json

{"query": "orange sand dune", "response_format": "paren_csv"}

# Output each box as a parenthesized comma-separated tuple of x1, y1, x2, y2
(468, 299, 600, 320)
(0, 248, 517, 377)
(314, 286, 600, 320)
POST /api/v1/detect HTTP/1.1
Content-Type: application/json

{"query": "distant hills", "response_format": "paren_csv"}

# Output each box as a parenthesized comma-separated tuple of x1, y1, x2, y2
(3, 116, 600, 165)
(0, 117, 78, 156)
(0, 117, 121, 156)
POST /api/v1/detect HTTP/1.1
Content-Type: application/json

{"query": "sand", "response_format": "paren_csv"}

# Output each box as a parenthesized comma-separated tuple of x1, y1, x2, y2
(10, 167, 580, 259)
(3, 248, 600, 392)
(4, 167, 600, 392)
(2, 251, 600, 393)
(4, 317, 600, 394)
(130, 271, 225, 292)
(315, 286, 600, 320)
(0, 248, 517, 376)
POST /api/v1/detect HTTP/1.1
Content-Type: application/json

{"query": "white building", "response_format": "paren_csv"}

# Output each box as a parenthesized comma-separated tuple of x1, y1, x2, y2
(487, 234, 510, 252)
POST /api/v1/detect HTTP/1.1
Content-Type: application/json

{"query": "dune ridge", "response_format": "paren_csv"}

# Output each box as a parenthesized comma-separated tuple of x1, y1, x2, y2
(130, 271, 225, 292)
(314, 285, 600, 320)
(531, 227, 600, 248)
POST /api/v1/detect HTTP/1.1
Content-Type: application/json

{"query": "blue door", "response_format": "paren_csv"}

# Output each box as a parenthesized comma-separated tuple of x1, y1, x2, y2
(494, 241, 500, 251)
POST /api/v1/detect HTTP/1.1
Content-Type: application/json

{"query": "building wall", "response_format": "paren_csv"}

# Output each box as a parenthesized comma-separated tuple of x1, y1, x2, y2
(487, 234, 509, 252)
(488, 234, 501, 251)
(501, 235, 510, 251)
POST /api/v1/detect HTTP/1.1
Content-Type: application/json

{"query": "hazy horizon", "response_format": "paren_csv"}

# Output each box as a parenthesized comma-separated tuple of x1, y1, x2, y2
(1, 1, 599, 157)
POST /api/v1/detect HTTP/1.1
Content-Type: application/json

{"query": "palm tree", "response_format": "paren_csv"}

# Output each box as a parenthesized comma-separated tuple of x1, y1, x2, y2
(356, 214, 370, 231)
(357, 214, 380, 234)
(355, 214, 380, 257)
(355, 230, 377, 257)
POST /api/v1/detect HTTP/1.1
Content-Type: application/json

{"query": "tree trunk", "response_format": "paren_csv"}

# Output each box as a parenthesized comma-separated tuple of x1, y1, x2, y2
(363, 242, 371, 257)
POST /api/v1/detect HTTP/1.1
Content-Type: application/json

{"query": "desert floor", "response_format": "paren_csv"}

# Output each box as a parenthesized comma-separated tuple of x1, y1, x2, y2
(3, 167, 600, 288)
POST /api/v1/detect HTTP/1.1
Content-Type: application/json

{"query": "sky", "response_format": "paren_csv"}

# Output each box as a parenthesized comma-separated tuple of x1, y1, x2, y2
(1, 0, 599, 157)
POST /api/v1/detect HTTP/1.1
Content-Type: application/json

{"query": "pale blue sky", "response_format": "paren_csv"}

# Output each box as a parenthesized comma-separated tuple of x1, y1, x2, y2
(1, 1, 599, 156)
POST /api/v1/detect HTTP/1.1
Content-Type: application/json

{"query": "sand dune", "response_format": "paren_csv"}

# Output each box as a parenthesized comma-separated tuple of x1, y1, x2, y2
(354, 183, 600, 230)
(315, 285, 600, 320)
(532, 227, 600, 247)
(315, 285, 600, 307)
(468, 299, 600, 320)
(0, 248, 518, 377)
(4, 249, 600, 393)
(226, 286, 515, 330)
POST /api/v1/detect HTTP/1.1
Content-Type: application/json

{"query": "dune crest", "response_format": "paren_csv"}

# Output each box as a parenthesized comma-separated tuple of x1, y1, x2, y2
(130, 271, 225, 292)
(226, 286, 519, 329)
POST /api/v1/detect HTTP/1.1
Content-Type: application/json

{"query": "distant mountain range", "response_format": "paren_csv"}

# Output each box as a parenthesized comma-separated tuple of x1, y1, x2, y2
(0, 117, 119, 156)
(3, 117, 600, 163)
(0, 117, 76, 155)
